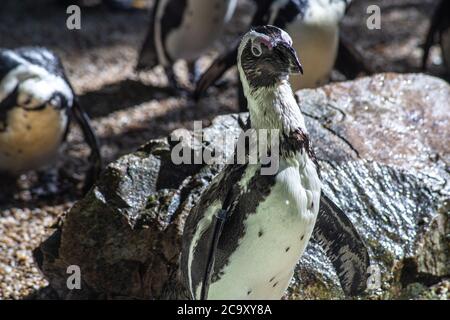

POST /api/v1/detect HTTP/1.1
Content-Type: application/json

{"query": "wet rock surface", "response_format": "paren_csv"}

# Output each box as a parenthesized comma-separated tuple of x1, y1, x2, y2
(35, 73, 449, 299)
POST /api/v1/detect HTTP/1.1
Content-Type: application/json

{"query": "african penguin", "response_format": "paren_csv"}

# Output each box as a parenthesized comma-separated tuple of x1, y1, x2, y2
(0, 47, 102, 191)
(422, 0, 450, 75)
(181, 26, 369, 300)
(195, 0, 365, 102)
(136, 0, 238, 88)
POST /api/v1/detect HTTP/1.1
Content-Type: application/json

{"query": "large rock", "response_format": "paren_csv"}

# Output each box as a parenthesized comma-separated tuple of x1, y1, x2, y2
(35, 73, 450, 299)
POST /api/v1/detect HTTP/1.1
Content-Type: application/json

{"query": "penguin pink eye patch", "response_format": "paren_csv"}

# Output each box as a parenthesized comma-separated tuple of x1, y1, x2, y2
(255, 35, 274, 50)
(251, 34, 274, 56)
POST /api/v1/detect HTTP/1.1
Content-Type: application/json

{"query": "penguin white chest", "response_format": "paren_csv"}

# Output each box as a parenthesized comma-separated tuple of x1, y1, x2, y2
(0, 106, 68, 173)
(208, 158, 321, 300)
(287, 19, 339, 90)
(166, 0, 237, 61)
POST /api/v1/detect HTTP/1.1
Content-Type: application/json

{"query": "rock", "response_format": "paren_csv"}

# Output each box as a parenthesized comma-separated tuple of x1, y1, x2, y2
(35, 73, 450, 299)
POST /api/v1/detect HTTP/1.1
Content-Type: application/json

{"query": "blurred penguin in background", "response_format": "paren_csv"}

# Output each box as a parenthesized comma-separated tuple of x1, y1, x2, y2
(0, 47, 102, 198)
(195, 0, 370, 106)
(136, 0, 238, 89)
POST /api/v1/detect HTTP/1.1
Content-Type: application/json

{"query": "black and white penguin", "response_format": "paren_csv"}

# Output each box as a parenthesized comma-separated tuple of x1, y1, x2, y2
(422, 0, 450, 74)
(181, 26, 369, 300)
(195, 0, 367, 100)
(136, 0, 238, 88)
(0, 47, 101, 191)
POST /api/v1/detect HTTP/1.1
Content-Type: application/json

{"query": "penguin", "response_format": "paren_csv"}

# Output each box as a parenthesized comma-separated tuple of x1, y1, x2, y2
(194, 0, 369, 104)
(422, 0, 450, 75)
(136, 0, 238, 89)
(181, 26, 369, 300)
(0, 47, 102, 192)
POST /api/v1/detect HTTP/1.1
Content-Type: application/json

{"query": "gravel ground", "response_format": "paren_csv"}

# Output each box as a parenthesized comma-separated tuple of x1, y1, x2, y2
(0, 0, 446, 299)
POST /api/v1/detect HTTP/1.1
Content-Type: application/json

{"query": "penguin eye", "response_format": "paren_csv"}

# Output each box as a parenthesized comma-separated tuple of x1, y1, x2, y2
(251, 42, 263, 57)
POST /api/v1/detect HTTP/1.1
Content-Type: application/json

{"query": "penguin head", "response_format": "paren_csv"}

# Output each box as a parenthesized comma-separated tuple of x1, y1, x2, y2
(0, 49, 73, 111)
(238, 25, 303, 90)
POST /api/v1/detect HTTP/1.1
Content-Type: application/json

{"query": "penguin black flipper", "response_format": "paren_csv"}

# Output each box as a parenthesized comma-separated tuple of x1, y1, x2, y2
(181, 163, 255, 299)
(335, 34, 373, 79)
(422, 0, 450, 70)
(71, 99, 102, 193)
(313, 193, 370, 296)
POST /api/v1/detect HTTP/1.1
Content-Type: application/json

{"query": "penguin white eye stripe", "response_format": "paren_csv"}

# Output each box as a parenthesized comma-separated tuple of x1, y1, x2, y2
(251, 41, 263, 57)
(249, 33, 274, 57)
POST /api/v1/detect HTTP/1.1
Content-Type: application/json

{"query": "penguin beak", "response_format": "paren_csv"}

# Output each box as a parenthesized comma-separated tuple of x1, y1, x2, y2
(275, 41, 303, 75)
(284, 44, 303, 75)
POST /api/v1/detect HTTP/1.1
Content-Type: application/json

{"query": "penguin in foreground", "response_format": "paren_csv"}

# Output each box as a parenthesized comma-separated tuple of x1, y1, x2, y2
(0, 47, 102, 193)
(181, 26, 369, 300)
(195, 0, 369, 103)
(136, 0, 238, 88)
(422, 0, 450, 75)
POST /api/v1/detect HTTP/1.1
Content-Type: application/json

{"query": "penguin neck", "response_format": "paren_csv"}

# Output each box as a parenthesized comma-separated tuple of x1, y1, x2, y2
(244, 78, 307, 135)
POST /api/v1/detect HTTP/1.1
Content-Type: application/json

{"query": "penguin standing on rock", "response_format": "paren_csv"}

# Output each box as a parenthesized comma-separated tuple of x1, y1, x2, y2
(422, 0, 450, 75)
(136, 0, 238, 89)
(181, 26, 369, 300)
(195, 0, 369, 104)
(0, 47, 102, 193)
